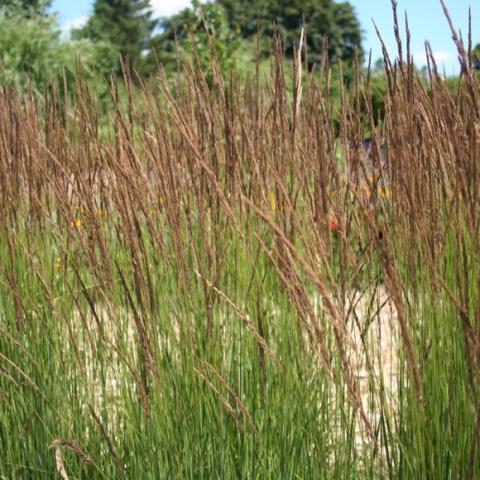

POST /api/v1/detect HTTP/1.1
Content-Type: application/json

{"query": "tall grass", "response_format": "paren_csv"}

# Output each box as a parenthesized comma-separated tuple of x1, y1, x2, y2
(1, 4, 480, 478)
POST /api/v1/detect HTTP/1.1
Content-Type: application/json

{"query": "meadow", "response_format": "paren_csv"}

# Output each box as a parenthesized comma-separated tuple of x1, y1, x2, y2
(1, 12, 480, 479)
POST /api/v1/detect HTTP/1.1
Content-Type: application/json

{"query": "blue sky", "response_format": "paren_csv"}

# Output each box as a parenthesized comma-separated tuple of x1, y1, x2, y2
(51, 0, 479, 75)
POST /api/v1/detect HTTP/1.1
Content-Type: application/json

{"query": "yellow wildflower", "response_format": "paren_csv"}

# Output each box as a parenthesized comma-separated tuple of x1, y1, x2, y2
(70, 218, 82, 228)
(379, 187, 391, 198)
(269, 190, 276, 211)
(53, 258, 62, 271)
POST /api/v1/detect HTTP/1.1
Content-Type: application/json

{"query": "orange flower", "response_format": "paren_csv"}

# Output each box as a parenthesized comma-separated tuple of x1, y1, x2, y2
(329, 216, 339, 232)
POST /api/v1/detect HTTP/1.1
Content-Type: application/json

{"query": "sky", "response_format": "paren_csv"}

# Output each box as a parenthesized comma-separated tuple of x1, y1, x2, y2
(51, 0, 480, 75)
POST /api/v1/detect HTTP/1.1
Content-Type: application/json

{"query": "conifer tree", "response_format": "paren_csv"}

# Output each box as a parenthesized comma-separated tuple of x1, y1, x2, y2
(75, 0, 157, 73)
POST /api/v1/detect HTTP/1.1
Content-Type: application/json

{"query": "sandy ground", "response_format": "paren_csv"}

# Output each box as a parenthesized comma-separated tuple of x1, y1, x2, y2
(345, 285, 400, 452)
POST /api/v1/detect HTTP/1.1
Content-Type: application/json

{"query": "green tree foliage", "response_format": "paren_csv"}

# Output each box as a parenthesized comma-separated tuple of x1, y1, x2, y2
(0, 5, 116, 93)
(0, 14, 63, 89)
(74, 0, 157, 74)
(0, 0, 51, 17)
(368, 74, 388, 123)
(150, 0, 239, 81)
(215, 0, 362, 64)
(472, 43, 480, 70)
(155, 0, 362, 71)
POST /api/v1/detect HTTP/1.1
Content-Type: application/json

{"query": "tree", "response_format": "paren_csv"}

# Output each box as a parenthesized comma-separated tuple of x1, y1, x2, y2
(0, 3, 117, 93)
(472, 43, 480, 71)
(74, 0, 157, 74)
(156, 0, 362, 67)
(216, 0, 362, 65)
(149, 0, 239, 81)
(0, 0, 51, 17)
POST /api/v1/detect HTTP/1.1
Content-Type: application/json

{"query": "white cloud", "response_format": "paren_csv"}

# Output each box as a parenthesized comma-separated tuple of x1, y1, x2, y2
(433, 50, 455, 63)
(412, 49, 455, 66)
(150, 0, 193, 18)
(61, 15, 88, 39)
